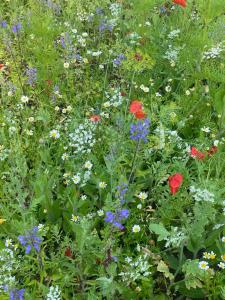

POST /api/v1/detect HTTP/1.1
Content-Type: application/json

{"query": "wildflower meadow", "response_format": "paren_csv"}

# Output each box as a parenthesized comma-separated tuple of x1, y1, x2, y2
(0, 0, 225, 299)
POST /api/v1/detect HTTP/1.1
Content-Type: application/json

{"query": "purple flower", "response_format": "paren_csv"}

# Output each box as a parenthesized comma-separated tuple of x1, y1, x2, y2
(26, 67, 37, 85)
(116, 183, 128, 204)
(9, 288, 25, 300)
(113, 54, 126, 66)
(18, 226, 42, 254)
(98, 22, 114, 32)
(1, 20, 7, 28)
(104, 209, 129, 230)
(130, 118, 150, 143)
(118, 209, 129, 220)
(104, 211, 114, 223)
(12, 23, 22, 34)
(96, 7, 104, 15)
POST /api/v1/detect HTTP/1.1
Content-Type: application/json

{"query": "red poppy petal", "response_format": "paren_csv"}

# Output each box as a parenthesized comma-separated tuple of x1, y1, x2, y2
(129, 100, 143, 113)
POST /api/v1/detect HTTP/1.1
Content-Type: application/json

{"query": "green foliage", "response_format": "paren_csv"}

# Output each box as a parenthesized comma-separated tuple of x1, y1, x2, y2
(0, 0, 225, 299)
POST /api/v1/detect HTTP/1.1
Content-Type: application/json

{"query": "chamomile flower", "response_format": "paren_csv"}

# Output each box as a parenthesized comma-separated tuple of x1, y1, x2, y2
(38, 224, 44, 231)
(49, 129, 60, 139)
(165, 85, 171, 93)
(99, 182, 107, 189)
(221, 254, 225, 261)
(21, 95, 29, 103)
(137, 192, 148, 201)
(198, 261, 209, 270)
(222, 237, 225, 243)
(140, 84, 149, 93)
(97, 209, 104, 216)
(72, 174, 81, 184)
(209, 251, 216, 259)
(218, 262, 225, 269)
(201, 126, 210, 133)
(61, 153, 69, 161)
(81, 195, 87, 200)
(84, 161, 93, 170)
(132, 225, 141, 233)
(203, 252, 211, 259)
(64, 62, 70, 68)
(71, 214, 79, 223)
(5, 239, 13, 247)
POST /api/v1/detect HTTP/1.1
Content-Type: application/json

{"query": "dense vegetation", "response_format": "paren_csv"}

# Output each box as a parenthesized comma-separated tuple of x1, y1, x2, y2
(0, 0, 225, 299)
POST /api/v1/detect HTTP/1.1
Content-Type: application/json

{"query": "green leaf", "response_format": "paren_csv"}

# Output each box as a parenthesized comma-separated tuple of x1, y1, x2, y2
(149, 223, 169, 241)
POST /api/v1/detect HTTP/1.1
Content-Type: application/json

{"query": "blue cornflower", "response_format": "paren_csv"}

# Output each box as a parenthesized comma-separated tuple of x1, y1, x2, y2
(130, 118, 150, 143)
(104, 209, 129, 230)
(18, 226, 42, 254)
(26, 67, 37, 85)
(12, 23, 21, 34)
(9, 288, 25, 300)
(1, 20, 7, 28)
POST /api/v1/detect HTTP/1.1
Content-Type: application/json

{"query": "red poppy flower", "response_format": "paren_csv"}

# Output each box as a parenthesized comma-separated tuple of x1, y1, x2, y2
(134, 110, 146, 119)
(90, 115, 101, 122)
(0, 64, 4, 69)
(65, 247, 72, 258)
(190, 146, 205, 160)
(129, 100, 143, 113)
(168, 173, 183, 195)
(208, 146, 218, 156)
(173, 0, 187, 8)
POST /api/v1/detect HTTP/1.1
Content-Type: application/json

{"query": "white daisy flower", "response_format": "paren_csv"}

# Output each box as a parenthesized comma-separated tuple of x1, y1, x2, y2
(72, 174, 81, 184)
(132, 225, 141, 233)
(198, 261, 209, 270)
(49, 129, 60, 139)
(99, 182, 107, 189)
(21, 95, 29, 103)
(137, 192, 148, 201)
(84, 161, 93, 170)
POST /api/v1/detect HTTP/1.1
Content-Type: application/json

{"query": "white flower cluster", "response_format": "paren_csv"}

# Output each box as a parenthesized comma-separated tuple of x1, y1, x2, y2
(87, 50, 102, 57)
(0, 145, 10, 161)
(190, 186, 215, 203)
(109, 3, 122, 17)
(0, 248, 16, 290)
(119, 254, 151, 283)
(168, 29, 180, 39)
(164, 45, 181, 65)
(104, 88, 125, 108)
(127, 32, 141, 46)
(154, 127, 189, 154)
(203, 43, 224, 60)
(70, 161, 93, 187)
(46, 285, 61, 300)
(164, 227, 187, 248)
(69, 120, 97, 154)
